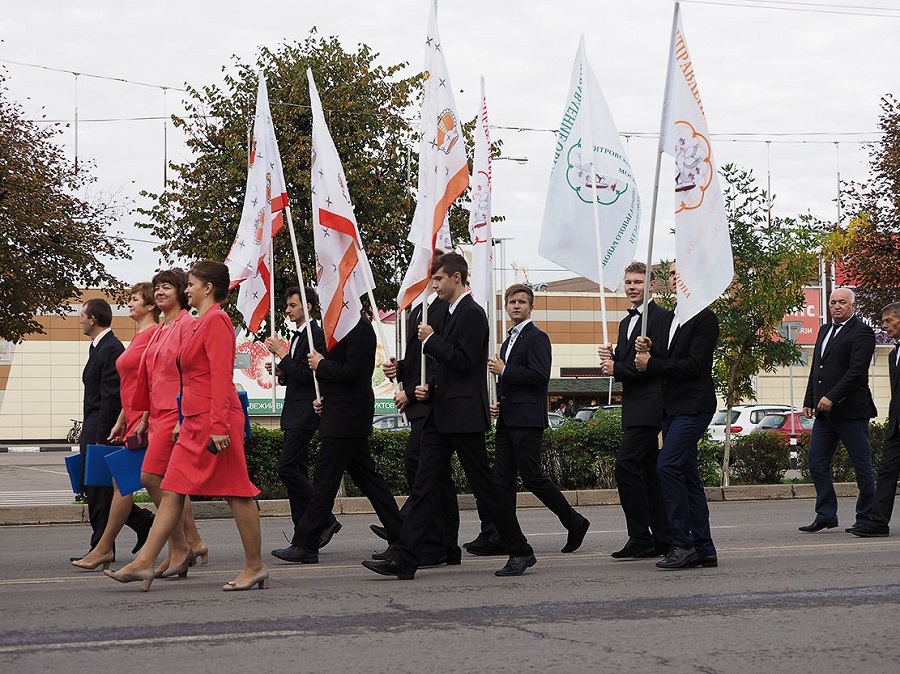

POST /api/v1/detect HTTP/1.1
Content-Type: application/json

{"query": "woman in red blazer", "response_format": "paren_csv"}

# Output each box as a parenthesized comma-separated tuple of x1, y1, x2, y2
(106, 261, 266, 592)
(133, 269, 207, 576)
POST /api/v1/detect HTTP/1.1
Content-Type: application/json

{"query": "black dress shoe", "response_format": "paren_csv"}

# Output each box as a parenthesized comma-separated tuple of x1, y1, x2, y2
(465, 540, 507, 557)
(689, 554, 718, 568)
(271, 546, 319, 564)
(370, 524, 388, 541)
(318, 520, 342, 548)
(846, 521, 890, 537)
(656, 546, 699, 569)
(494, 553, 537, 577)
(371, 547, 391, 561)
(798, 520, 838, 533)
(132, 520, 152, 555)
(361, 559, 415, 580)
(561, 516, 590, 553)
(610, 539, 658, 559)
(462, 533, 491, 550)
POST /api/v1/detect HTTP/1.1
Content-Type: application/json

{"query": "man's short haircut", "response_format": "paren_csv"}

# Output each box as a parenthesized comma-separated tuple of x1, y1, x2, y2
(883, 302, 900, 318)
(83, 298, 113, 328)
(431, 251, 468, 286)
(505, 283, 534, 305)
(624, 261, 647, 276)
(285, 286, 319, 309)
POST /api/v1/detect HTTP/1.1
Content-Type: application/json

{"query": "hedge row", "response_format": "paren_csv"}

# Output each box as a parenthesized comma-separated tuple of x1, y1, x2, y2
(244, 410, 724, 499)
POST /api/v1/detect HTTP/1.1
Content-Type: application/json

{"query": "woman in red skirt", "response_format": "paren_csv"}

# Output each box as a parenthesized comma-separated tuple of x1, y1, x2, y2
(106, 261, 266, 592)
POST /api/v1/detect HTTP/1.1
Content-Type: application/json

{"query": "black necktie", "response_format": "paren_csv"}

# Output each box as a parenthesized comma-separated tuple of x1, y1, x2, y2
(89, 343, 95, 358)
(627, 308, 640, 317)
(501, 327, 515, 361)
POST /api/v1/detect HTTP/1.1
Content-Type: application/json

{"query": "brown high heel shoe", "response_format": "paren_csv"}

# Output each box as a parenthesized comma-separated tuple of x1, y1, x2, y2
(222, 567, 269, 591)
(103, 567, 155, 592)
(71, 550, 115, 571)
(161, 550, 197, 579)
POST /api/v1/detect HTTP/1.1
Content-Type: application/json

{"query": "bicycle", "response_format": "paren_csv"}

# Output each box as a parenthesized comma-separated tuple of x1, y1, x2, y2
(67, 419, 83, 444)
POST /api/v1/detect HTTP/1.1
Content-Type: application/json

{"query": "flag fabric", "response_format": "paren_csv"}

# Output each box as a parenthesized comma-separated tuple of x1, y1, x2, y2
(308, 68, 374, 349)
(468, 77, 492, 313)
(659, 2, 733, 322)
(396, 0, 469, 311)
(538, 36, 641, 292)
(224, 73, 288, 333)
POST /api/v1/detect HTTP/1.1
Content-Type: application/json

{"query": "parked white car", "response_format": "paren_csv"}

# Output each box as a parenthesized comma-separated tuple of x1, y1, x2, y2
(708, 404, 795, 442)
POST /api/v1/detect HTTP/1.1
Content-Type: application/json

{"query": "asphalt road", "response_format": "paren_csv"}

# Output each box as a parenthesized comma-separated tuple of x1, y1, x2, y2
(0, 451, 75, 506)
(2, 498, 899, 673)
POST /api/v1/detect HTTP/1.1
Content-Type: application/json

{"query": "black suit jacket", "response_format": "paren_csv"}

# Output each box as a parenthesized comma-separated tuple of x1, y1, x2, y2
(803, 314, 877, 420)
(278, 321, 327, 431)
(497, 321, 551, 429)
(422, 294, 490, 434)
(396, 298, 449, 421)
(81, 330, 125, 448)
(611, 300, 667, 428)
(645, 308, 718, 417)
(889, 345, 900, 438)
(315, 317, 376, 438)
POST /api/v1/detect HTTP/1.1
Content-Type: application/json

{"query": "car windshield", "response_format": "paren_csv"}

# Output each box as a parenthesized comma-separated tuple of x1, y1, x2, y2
(757, 414, 787, 429)
(575, 408, 596, 421)
(711, 410, 738, 425)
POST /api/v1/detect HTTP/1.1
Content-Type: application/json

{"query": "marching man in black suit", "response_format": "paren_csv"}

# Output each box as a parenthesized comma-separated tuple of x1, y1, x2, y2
(271, 313, 403, 564)
(599, 262, 671, 559)
(74, 298, 153, 561)
(466, 283, 589, 556)
(849, 302, 900, 537)
(635, 262, 718, 570)
(363, 252, 536, 579)
(265, 287, 341, 549)
(800, 287, 877, 533)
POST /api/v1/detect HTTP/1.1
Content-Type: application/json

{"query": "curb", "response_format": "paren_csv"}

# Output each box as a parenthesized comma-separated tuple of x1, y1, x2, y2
(0, 446, 78, 453)
(0, 483, 859, 526)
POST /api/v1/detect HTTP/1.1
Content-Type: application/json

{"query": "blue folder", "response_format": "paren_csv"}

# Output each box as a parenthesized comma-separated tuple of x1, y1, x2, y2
(105, 448, 147, 497)
(64, 453, 83, 493)
(176, 390, 253, 439)
(83, 444, 120, 487)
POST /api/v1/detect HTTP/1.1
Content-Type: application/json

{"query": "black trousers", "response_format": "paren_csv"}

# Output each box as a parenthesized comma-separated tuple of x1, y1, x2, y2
(291, 436, 402, 550)
(478, 420, 578, 541)
(873, 431, 900, 525)
(278, 428, 336, 530)
(80, 425, 153, 550)
(392, 417, 532, 570)
(402, 416, 459, 560)
(615, 425, 671, 546)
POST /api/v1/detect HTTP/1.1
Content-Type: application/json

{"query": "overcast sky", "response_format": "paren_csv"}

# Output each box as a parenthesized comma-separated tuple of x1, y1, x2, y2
(2, 0, 897, 289)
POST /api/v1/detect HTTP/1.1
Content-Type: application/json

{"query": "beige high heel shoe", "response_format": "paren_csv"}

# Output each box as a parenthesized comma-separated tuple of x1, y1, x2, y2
(103, 567, 155, 592)
(192, 542, 210, 566)
(161, 550, 197, 579)
(71, 550, 115, 571)
(222, 568, 269, 591)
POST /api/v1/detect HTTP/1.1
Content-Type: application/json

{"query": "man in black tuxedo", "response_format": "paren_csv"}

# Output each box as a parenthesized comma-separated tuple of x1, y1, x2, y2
(800, 287, 877, 533)
(849, 302, 900, 537)
(379, 292, 458, 565)
(635, 262, 718, 570)
(363, 252, 536, 579)
(466, 283, 589, 556)
(265, 287, 341, 548)
(74, 298, 153, 560)
(271, 314, 403, 564)
(599, 261, 671, 559)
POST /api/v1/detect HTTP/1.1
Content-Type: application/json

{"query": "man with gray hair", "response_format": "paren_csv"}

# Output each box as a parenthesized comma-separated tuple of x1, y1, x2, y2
(799, 287, 877, 533)
(848, 302, 900, 537)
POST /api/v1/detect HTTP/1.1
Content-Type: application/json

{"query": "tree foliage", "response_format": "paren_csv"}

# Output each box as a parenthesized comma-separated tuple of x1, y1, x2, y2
(827, 94, 900, 322)
(0, 70, 127, 343)
(136, 30, 473, 330)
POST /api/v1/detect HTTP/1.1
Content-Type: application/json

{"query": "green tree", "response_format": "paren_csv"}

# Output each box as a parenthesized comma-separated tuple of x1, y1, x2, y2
(0, 70, 127, 343)
(826, 94, 900, 323)
(714, 164, 822, 484)
(137, 30, 473, 331)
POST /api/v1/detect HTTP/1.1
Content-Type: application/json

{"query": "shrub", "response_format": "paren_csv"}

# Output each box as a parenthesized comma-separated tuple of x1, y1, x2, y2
(795, 420, 886, 482)
(730, 433, 790, 485)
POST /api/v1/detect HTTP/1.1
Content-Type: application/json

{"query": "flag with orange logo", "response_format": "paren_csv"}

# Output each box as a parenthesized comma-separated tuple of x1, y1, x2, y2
(468, 77, 493, 313)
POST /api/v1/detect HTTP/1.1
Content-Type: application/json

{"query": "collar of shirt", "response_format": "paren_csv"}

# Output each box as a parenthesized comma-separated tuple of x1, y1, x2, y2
(509, 318, 532, 336)
(293, 320, 310, 335)
(447, 293, 466, 315)
(91, 327, 112, 348)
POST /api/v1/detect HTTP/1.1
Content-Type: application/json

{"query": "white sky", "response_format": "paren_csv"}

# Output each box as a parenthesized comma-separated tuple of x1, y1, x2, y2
(2, 0, 897, 289)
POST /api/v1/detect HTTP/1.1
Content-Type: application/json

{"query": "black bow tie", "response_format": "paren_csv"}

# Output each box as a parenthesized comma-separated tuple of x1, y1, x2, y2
(627, 308, 640, 317)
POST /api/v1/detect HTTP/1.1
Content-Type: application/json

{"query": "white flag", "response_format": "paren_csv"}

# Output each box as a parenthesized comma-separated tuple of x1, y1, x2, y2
(396, 0, 469, 311)
(659, 3, 733, 322)
(468, 78, 492, 313)
(539, 36, 641, 292)
(224, 73, 288, 332)
(308, 69, 375, 349)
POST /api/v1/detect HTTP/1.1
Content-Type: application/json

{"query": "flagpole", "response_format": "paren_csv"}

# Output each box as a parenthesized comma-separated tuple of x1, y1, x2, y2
(488, 244, 498, 406)
(418, 286, 429, 391)
(268, 239, 277, 415)
(285, 208, 320, 399)
(641, 1, 680, 340)
(355, 245, 403, 397)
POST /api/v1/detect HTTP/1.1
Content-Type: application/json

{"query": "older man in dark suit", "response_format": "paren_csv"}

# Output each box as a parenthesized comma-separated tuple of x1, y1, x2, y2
(466, 283, 589, 556)
(599, 261, 671, 559)
(363, 252, 536, 579)
(265, 286, 340, 548)
(799, 287, 877, 533)
(270, 313, 403, 564)
(74, 298, 154, 561)
(849, 302, 900, 537)
(635, 262, 719, 570)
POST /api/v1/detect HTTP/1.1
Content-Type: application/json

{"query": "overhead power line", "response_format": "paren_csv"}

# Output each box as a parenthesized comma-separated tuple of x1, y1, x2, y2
(0, 57, 188, 91)
(678, 0, 900, 18)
